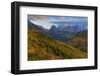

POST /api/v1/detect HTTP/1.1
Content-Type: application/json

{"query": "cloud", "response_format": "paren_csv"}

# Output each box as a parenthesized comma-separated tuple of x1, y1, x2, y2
(49, 16, 87, 22)
(28, 15, 87, 29)
(28, 15, 48, 21)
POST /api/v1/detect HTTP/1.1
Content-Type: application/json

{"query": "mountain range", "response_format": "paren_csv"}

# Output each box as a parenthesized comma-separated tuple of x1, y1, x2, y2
(28, 20, 87, 43)
(28, 20, 88, 60)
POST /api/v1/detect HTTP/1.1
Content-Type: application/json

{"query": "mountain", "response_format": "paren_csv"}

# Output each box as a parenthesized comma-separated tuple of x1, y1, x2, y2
(51, 21, 87, 32)
(68, 31, 88, 52)
(28, 20, 87, 44)
(28, 28, 87, 61)
(57, 25, 87, 33)
(28, 21, 74, 43)
(49, 25, 58, 33)
(48, 25, 76, 42)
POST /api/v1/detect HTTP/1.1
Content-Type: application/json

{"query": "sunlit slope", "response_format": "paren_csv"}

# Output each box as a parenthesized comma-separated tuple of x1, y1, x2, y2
(28, 28, 87, 61)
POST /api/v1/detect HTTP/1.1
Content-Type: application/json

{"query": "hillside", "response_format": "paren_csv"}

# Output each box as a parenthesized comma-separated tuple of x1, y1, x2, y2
(28, 28, 87, 61)
(68, 31, 88, 52)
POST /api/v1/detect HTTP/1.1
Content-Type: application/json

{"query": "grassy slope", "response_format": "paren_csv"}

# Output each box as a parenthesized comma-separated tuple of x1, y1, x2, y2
(68, 31, 88, 52)
(28, 28, 87, 61)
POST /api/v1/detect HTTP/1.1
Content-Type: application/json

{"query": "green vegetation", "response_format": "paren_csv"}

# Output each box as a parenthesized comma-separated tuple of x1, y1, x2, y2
(68, 31, 88, 52)
(28, 28, 87, 61)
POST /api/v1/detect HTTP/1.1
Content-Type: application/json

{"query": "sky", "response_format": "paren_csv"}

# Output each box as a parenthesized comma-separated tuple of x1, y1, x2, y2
(28, 15, 88, 29)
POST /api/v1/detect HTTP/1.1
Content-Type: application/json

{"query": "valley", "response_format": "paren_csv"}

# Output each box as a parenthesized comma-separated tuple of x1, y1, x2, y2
(28, 20, 88, 60)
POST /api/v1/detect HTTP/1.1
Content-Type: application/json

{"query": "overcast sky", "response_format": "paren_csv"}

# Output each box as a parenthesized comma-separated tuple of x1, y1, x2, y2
(28, 15, 87, 29)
